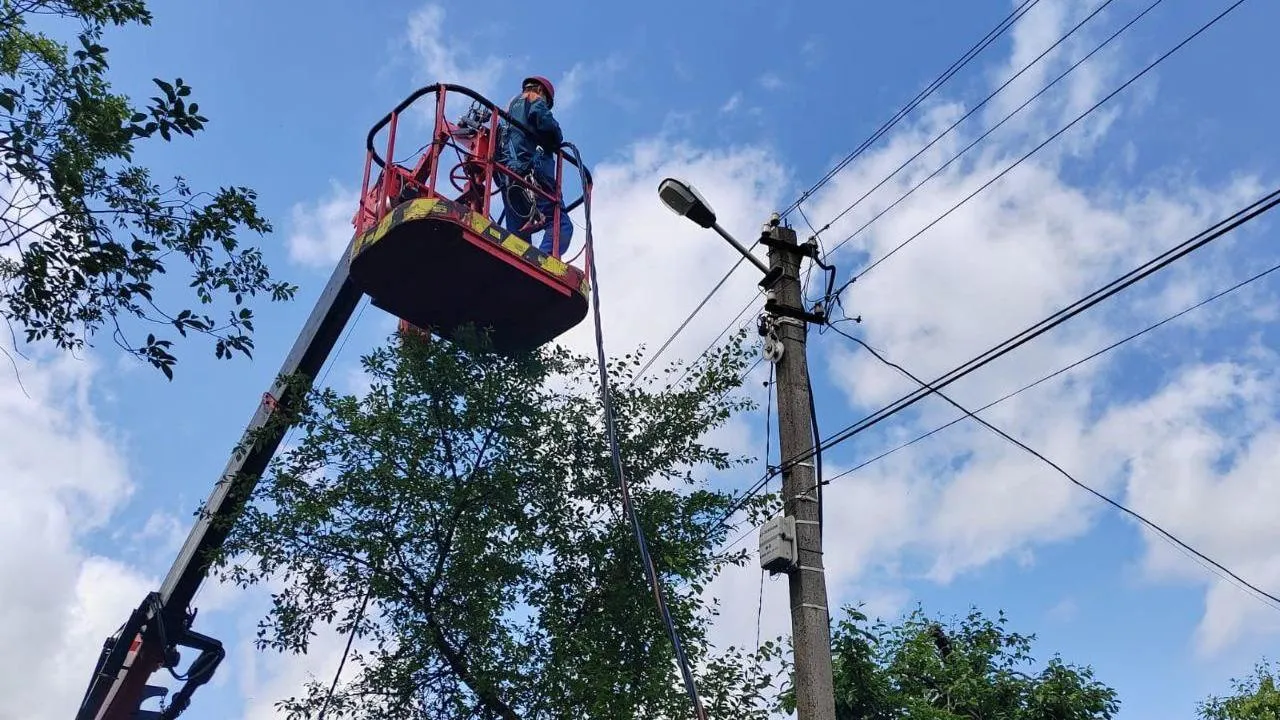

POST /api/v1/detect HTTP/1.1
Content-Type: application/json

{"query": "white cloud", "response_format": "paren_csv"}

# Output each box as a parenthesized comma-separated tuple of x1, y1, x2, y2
(985, 0, 1126, 154)
(779, 0, 1278, 658)
(1092, 360, 1280, 654)
(265, 0, 1280, 680)
(759, 72, 784, 91)
(0, 343, 156, 720)
(285, 181, 359, 269)
(554, 138, 790, 366)
(1048, 596, 1079, 623)
(801, 38, 822, 67)
(720, 92, 743, 113)
(555, 54, 625, 115)
(405, 3, 505, 100)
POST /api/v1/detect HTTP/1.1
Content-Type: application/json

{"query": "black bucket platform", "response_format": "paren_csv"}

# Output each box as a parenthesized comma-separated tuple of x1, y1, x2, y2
(348, 196, 589, 354)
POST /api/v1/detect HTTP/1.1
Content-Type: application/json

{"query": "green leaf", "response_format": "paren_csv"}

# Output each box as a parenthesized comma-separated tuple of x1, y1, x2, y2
(0, 2, 294, 379)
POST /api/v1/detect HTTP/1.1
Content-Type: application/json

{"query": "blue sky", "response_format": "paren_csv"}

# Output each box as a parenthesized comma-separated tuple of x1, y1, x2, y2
(3, 0, 1280, 718)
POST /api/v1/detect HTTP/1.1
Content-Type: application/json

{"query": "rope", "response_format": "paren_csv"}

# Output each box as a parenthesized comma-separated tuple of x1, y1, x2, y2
(562, 142, 709, 720)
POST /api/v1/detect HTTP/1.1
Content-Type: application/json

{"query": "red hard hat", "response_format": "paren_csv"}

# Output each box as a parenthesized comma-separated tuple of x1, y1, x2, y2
(523, 75, 555, 107)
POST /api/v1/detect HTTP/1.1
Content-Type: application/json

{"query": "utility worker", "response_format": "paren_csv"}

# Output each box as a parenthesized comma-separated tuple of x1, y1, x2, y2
(496, 76, 573, 256)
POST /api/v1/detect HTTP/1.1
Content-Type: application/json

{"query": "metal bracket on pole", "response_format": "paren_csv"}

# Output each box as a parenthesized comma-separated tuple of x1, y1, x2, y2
(758, 228, 829, 325)
(764, 297, 827, 325)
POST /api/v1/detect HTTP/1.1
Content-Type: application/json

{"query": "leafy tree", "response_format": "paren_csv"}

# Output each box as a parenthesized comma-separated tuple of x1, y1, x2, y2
(804, 605, 1119, 720)
(1, 0, 295, 377)
(1199, 660, 1280, 720)
(217, 329, 783, 719)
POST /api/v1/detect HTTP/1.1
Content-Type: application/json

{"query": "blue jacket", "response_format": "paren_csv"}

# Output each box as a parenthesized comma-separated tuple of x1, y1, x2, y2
(499, 91, 563, 185)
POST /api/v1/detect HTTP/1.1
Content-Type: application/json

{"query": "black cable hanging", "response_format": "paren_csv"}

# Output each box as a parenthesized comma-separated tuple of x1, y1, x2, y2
(706, 185, 1280, 534)
(831, 325, 1280, 612)
(564, 143, 709, 720)
(825, 259, 1280, 487)
(755, 363, 775, 651)
(806, 185, 1280, 478)
(715, 258, 1280, 606)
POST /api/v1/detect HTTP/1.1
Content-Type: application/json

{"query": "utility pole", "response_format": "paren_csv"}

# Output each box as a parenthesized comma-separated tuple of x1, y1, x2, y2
(653, 180, 837, 720)
(759, 214, 837, 720)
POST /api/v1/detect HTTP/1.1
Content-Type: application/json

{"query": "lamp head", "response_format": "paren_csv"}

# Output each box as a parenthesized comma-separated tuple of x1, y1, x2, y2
(658, 177, 717, 228)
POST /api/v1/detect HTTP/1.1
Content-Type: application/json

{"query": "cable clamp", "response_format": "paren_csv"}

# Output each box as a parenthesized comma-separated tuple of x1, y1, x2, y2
(763, 333, 784, 363)
(759, 313, 784, 363)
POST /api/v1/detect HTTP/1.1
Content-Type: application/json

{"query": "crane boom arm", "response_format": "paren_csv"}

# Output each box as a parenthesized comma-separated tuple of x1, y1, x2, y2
(76, 247, 363, 720)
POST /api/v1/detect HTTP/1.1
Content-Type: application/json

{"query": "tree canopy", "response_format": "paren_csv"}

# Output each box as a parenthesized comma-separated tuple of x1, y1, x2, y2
(816, 605, 1120, 720)
(217, 330, 783, 719)
(1, 0, 295, 377)
(1199, 660, 1280, 720)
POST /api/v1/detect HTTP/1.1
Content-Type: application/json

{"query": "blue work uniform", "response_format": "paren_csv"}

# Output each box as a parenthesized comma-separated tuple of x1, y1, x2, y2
(498, 92, 573, 256)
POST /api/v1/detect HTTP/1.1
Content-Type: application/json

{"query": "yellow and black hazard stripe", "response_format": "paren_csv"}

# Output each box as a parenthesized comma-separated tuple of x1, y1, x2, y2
(351, 196, 589, 298)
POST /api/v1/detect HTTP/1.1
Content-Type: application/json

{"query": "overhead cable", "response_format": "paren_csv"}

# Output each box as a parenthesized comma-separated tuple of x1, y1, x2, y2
(831, 0, 1247, 293)
(635, 0, 1047, 385)
(708, 185, 1280, 531)
(808, 0, 1132, 241)
(780, 0, 1044, 218)
(713, 260, 1280, 579)
(825, 260, 1280, 486)
(841, 327, 1280, 611)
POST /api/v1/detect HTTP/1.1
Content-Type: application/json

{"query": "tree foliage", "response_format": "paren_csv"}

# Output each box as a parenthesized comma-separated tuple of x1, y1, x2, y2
(1199, 660, 1280, 720)
(217, 329, 783, 719)
(0, 0, 295, 377)
(808, 605, 1120, 720)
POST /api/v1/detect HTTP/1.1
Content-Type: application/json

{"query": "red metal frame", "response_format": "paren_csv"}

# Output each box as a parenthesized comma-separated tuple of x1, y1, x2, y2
(351, 85, 589, 284)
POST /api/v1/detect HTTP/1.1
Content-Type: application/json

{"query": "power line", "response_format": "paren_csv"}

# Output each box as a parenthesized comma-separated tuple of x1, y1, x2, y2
(630, 253, 753, 386)
(810, 184, 1280, 472)
(807, 0, 1131, 242)
(316, 579, 374, 720)
(838, 327, 1280, 612)
(714, 258, 1280, 559)
(831, 0, 1241, 292)
(780, 0, 1044, 218)
(647, 0, 1141, 385)
(755, 364, 775, 651)
(662, 293, 759, 391)
(797, 204, 824, 303)
(286, 296, 373, 719)
(708, 185, 1280, 532)
(824, 259, 1280, 487)
(636, 1, 1047, 384)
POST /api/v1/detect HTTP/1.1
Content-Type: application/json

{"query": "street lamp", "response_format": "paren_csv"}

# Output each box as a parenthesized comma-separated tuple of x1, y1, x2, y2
(658, 177, 783, 288)
(659, 178, 839, 720)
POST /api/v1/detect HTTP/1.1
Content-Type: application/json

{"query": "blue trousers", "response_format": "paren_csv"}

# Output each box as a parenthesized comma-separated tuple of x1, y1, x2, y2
(503, 183, 573, 257)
